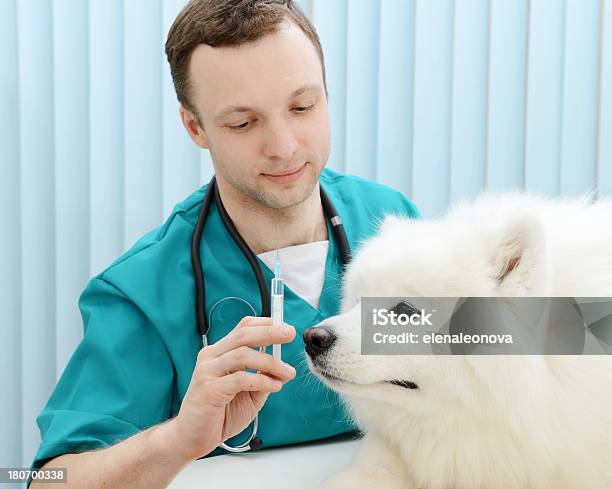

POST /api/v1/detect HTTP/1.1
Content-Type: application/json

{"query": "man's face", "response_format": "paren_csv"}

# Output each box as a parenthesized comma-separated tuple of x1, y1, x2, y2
(185, 20, 330, 209)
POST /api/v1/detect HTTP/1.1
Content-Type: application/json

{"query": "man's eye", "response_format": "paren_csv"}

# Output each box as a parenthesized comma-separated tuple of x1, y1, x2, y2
(294, 104, 315, 113)
(228, 121, 250, 132)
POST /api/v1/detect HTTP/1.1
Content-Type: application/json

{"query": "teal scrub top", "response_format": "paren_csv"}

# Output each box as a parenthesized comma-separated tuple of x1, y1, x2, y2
(31, 168, 420, 471)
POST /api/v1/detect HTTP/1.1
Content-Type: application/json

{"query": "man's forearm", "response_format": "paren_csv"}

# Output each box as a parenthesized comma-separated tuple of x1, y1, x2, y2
(31, 419, 193, 489)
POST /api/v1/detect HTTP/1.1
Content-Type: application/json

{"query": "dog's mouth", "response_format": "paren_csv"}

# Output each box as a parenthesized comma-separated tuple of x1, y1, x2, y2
(314, 366, 419, 390)
(316, 368, 361, 386)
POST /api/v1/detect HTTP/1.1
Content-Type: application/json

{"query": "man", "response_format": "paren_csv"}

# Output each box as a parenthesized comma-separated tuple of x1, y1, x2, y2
(30, 1, 420, 487)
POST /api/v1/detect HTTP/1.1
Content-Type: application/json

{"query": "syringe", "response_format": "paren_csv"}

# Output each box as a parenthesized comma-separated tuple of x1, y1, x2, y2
(271, 250, 284, 360)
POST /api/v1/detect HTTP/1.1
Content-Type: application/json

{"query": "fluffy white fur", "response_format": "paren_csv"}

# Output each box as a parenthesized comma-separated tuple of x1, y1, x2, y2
(308, 192, 612, 489)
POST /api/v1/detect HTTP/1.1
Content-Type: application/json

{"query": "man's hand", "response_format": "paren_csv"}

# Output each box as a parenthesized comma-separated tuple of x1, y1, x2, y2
(32, 320, 297, 489)
(166, 316, 297, 461)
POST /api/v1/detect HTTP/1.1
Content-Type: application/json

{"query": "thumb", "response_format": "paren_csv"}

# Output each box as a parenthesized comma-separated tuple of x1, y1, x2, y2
(250, 391, 270, 412)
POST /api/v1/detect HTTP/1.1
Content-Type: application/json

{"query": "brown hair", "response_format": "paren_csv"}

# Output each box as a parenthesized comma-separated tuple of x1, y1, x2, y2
(165, 0, 327, 120)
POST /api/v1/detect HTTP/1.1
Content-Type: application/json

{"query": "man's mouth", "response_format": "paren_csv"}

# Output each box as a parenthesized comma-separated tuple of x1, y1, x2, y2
(263, 163, 306, 184)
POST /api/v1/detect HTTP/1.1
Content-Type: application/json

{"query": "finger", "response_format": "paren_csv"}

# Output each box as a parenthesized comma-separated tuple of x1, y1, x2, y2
(196, 317, 271, 362)
(216, 371, 284, 400)
(208, 346, 296, 380)
(233, 317, 296, 334)
(233, 316, 272, 329)
(211, 324, 296, 357)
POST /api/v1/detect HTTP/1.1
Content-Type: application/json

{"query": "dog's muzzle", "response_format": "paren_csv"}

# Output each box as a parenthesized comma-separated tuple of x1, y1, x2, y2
(303, 326, 336, 359)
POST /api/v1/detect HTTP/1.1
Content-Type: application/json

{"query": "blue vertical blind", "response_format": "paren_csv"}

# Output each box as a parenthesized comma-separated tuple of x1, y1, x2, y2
(1, 0, 611, 475)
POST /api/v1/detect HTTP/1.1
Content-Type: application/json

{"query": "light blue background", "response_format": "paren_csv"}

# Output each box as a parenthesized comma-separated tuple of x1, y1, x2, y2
(1, 0, 611, 477)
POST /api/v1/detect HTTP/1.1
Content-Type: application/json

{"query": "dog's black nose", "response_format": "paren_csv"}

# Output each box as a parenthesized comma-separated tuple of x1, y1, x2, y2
(303, 326, 337, 358)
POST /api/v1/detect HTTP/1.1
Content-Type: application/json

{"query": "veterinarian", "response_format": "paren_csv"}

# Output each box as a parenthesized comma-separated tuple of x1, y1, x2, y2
(30, 1, 420, 487)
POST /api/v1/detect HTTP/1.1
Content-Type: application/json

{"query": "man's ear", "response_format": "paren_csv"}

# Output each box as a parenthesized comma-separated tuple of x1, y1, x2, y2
(489, 211, 549, 294)
(179, 105, 210, 149)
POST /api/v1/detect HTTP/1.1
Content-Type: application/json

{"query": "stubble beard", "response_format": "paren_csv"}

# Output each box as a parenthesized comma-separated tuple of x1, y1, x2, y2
(222, 162, 321, 210)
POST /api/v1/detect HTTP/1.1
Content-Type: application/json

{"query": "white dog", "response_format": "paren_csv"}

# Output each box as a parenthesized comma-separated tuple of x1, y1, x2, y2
(305, 192, 612, 489)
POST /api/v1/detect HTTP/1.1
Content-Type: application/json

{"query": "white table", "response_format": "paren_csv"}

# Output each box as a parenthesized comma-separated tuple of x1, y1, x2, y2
(168, 434, 361, 489)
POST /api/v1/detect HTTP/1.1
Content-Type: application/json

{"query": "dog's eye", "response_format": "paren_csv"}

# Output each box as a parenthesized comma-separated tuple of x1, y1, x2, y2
(387, 379, 419, 390)
(390, 300, 420, 318)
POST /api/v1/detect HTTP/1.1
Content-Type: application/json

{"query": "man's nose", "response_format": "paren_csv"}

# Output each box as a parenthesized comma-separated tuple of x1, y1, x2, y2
(303, 326, 337, 359)
(262, 120, 298, 160)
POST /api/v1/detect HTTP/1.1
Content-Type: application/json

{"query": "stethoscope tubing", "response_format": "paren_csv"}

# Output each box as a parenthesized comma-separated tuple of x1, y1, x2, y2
(191, 175, 351, 454)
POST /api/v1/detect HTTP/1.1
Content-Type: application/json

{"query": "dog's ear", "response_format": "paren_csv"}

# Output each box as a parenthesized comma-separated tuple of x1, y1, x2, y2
(489, 211, 549, 294)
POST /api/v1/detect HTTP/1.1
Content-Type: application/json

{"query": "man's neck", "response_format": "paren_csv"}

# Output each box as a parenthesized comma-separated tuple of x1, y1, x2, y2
(215, 177, 328, 255)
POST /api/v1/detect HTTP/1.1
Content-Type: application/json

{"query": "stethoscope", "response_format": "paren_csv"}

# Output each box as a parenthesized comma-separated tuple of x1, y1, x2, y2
(190, 175, 352, 453)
